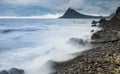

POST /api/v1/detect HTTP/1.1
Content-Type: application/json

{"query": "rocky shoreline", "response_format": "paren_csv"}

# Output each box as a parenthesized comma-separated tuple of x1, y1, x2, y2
(52, 7, 120, 74)
(0, 7, 120, 74)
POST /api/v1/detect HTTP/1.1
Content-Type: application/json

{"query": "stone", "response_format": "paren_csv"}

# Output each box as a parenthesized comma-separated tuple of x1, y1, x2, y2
(8, 68, 24, 74)
(99, 18, 106, 23)
(0, 70, 9, 74)
(69, 38, 88, 46)
(91, 33, 101, 39)
(91, 20, 98, 27)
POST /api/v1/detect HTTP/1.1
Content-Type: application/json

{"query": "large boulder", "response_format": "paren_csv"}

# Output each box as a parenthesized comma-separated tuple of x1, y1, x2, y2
(8, 68, 24, 74)
(99, 18, 106, 23)
(69, 38, 88, 46)
(0, 68, 24, 74)
(0, 70, 9, 74)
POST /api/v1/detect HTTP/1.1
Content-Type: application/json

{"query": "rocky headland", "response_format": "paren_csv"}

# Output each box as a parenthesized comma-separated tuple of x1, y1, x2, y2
(0, 7, 120, 74)
(59, 8, 113, 19)
(52, 7, 120, 74)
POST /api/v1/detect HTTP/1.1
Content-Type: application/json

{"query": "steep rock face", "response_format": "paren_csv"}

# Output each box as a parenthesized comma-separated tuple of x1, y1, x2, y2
(0, 68, 24, 74)
(112, 7, 120, 19)
(116, 7, 120, 14)
(59, 8, 102, 18)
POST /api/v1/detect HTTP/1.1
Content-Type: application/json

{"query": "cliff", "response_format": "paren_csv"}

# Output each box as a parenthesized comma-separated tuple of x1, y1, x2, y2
(112, 7, 120, 19)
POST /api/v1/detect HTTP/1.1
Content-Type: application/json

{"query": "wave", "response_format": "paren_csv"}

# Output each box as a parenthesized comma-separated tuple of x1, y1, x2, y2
(0, 29, 39, 34)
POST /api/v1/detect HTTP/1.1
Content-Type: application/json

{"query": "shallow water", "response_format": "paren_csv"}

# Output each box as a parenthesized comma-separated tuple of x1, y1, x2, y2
(0, 19, 98, 74)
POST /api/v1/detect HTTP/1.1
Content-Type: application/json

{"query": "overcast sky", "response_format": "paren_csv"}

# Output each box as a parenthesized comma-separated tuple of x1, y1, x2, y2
(0, 0, 120, 16)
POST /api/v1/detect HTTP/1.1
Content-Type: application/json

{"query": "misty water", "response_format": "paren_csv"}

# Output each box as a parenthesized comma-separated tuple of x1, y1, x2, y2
(0, 19, 99, 74)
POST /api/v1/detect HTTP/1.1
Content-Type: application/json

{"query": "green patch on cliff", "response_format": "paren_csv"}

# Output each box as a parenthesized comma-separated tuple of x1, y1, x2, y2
(116, 13, 120, 19)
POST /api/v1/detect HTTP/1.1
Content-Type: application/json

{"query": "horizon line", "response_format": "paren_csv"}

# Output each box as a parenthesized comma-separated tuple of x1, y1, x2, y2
(0, 16, 59, 19)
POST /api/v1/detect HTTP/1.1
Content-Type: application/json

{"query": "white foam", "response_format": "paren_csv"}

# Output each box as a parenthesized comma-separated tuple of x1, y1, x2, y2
(0, 19, 99, 74)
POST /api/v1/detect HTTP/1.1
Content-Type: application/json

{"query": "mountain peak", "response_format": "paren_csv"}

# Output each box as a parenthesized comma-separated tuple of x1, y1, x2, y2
(59, 8, 81, 18)
(59, 7, 105, 18)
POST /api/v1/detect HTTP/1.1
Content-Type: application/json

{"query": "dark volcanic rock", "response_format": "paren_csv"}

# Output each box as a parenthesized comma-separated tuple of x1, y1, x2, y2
(91, 31, 102, 39)
(8, 68, 24, 74)
(0, 70, 9, 74)
(99, 18, 106, 23)
(91, 20, 98, 27)
(112, 7, 120, 19)
(91, 29, 94, 32)
(116, 7, 120, 14)
(69, 38, 88, 46)
(0, 68, 24, 74)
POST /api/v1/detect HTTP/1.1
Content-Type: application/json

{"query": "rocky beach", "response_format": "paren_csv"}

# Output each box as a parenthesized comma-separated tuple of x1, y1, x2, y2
(0, 7, 120, 74)
(52, 7, 120, 74)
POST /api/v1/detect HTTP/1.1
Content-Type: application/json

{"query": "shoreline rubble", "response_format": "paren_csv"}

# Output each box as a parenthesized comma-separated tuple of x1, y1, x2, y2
(52, 7, 120, 74)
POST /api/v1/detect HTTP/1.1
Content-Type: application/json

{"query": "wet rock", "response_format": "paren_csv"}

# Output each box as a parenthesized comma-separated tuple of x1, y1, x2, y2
(69, 38, 88, 46)
(91, 24, 97, 27)
(99, 18, 106, 23)
(0, 70, 9, 74)
(91, 20, 98, 27)
(91, 31, 102, 39)
(8, 68, 24, 74)
(91, 29, 94, 32)
(0, 68, 24, 74)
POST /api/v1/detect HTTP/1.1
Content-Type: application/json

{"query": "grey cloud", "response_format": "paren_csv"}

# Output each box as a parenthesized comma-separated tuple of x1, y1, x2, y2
(0, 0, 120, 16)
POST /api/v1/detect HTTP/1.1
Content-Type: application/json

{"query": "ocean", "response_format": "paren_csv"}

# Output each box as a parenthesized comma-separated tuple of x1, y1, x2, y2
(0, 19, 99, 74)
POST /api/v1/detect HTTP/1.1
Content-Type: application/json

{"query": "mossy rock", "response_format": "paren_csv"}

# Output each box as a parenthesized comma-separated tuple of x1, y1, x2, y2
(116, 13, 120, 19)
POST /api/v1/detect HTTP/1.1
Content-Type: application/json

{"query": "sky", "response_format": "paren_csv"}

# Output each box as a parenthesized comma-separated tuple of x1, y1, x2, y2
(0, 0, 120, 17)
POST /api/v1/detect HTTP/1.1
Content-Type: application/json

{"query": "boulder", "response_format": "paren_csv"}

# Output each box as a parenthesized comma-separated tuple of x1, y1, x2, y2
(8, 68, 24, 74)
(92, 20, 98, 27)
(91, 29, 94, 32)
(69, 38, 88, 46)
(91, 32, 102, 40)
(99, 18, 106, 23)
(0, 70, 9, 74)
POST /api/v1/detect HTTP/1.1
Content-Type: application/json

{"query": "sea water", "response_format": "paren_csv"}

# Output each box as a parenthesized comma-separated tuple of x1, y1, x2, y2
(0, 19, 99, 74)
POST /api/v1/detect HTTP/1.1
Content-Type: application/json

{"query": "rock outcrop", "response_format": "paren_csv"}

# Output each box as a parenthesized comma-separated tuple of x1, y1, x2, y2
(0, 68, 24, 74)
(112, 7, 120, 19)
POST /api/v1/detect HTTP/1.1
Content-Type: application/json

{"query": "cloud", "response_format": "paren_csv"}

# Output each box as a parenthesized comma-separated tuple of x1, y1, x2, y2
(2, 0, 39, 5)
(68, 0, 85, 10)
(0, 0, 120, 16)
(1, 0, 84, 10)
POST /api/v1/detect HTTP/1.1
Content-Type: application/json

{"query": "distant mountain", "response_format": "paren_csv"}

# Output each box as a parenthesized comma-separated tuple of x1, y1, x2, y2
(59, 8, 109, 19)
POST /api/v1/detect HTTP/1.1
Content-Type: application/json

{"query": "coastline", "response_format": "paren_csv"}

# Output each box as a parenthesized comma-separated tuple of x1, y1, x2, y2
(52, 8, 120, 74)
(0, 7, 120, 74)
